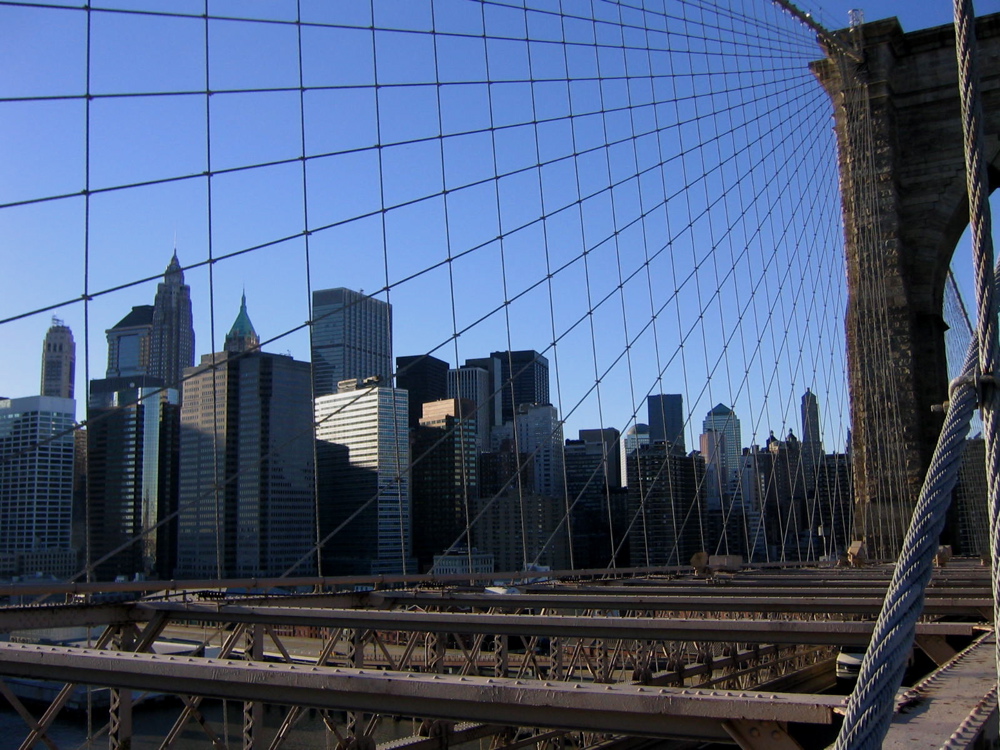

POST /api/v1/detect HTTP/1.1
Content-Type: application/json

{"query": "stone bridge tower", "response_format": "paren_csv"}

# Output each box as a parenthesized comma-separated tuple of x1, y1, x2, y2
(811, 14, 1000, 559)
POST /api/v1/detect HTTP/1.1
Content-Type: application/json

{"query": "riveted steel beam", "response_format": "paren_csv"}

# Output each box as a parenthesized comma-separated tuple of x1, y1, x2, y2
(368, 591, 991, 616)
(140, 603, 977, 646)
(0, 643, 843, 742)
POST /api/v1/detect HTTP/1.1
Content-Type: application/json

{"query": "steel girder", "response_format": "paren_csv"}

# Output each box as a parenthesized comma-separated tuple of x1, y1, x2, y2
(140, 603, 978, 646)
(0, 643, 844, 743)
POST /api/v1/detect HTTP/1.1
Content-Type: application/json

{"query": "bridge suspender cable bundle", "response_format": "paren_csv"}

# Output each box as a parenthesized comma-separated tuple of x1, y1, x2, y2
(835, 0, 999, 747)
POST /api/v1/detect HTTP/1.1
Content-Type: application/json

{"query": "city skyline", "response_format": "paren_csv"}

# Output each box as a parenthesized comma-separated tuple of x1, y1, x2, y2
(7, 283, 852, 456)
(0, 0, 915, 455)
(0, 1, 976, 536)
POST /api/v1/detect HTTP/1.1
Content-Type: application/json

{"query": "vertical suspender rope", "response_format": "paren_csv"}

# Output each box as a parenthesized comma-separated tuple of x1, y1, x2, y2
(835, 1, 997, 746)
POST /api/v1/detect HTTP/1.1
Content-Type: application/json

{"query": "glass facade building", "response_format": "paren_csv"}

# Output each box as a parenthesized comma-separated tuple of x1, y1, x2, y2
(311, 288, 392, 397)
(87, 378, 179, 580)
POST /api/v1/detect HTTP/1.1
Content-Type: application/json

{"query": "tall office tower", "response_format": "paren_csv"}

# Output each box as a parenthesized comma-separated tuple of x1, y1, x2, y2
(564, 435, 628, 569)
(626, 444, 705, 567)
(176, 298, 315, 579)
(700, 429, 727, 511)
(148, 252, 195, 391)
(0, 396, 77, 578)
(511, 403, 564, 499)
(754, 433, 808, 561)
(702, 404, 742, 483)
(40, 317, 76, 399)
(579, 427, 622, 488)
(315, 380, 413, 575)
(726, 448, 767, 562)
(647, 394, 684, 452)
(396, 354, 449, 429)
(490, 350, 549, 425)
(619, 422, 650, 488)
(800, 389, 821, 446)
(311, 287, 392, 397)
(87, 378, 179, 580)
(449, 362, 500, 451)
(814, 452, 854, 560)
(106, 305, 155, 377)
(800, 389, 823, 494)
(411, 398, 478, 571)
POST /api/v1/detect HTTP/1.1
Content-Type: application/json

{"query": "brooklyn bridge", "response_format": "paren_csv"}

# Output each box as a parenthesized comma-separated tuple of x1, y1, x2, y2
(1, 0, 999, 748)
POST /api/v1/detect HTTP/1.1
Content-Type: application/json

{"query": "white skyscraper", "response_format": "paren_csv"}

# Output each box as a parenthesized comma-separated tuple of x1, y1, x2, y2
(315, 381, 413, 575)
(0, 396, 77, 577)
(619, 422, 650, 488)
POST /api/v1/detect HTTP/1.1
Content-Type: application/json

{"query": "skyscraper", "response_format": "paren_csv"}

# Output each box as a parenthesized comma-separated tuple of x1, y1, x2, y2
(396, 354, 449, 429)
(311, 287, 392, 397)
(411, 398, 478, 571)
(492, 350, 549, 425)
(647, 394, 684, 452)
(801, 389, 821, 447)
(148, 252, 195, 392)
(0, 396, 77, 578)
(511, 402, 564, 499)
(315, 380, 412, 575)
(627, 445, 705, 567)
(40, 317, 76, 399)
(800, 389, 823, 493)
(565, 430, 627, 569)
(619, 422, 650, 488)
(106, 305, 154, 378)
(702, 404, 742, 483)
(86, 378, 179, 580)
(176, 296, 315, 579)
(449, 362, 500, 451)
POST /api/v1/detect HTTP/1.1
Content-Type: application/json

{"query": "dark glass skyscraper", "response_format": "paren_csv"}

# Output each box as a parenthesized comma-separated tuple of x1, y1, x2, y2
(149, 252, 195, 392)
(106, 305, 154, 378)
(647, 394, 684, 452)
(411, 398, 478, 571)
(488, 350, 549, 424)
(311, 287, 392, 397)
(87, 378, 179, 580)
(396, 354, 449, 429)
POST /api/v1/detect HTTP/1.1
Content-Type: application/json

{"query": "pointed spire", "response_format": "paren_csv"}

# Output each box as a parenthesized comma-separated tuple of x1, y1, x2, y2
(165, 249, 183, 284)
(225, 290, 260, 354)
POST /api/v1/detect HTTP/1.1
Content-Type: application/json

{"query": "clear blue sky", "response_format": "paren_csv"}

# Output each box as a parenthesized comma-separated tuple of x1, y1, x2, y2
(0, 0, 995, 452)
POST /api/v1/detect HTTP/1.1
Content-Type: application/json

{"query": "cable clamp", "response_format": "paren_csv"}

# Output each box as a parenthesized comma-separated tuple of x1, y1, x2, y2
(932, 373, 997, 412)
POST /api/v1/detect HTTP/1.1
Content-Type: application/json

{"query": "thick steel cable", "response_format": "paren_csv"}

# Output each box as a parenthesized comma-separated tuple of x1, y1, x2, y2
(953, 0, 1000, 684)
(835, 0, 998, 746)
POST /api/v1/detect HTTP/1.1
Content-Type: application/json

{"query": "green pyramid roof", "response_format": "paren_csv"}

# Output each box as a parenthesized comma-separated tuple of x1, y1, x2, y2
(228, 292, 256, 339)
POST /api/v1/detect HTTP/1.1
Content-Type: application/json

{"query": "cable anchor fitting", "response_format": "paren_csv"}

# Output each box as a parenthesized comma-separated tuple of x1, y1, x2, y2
(932, 372, 998, 412)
